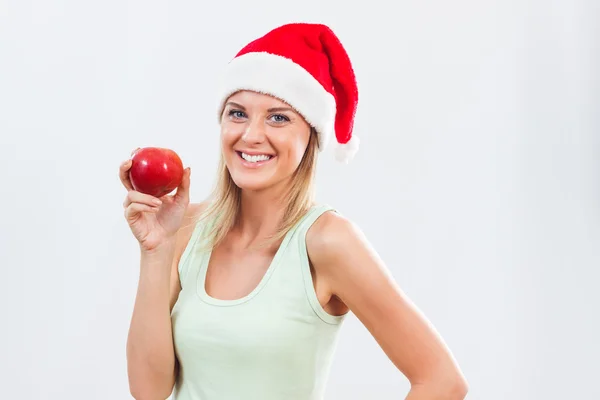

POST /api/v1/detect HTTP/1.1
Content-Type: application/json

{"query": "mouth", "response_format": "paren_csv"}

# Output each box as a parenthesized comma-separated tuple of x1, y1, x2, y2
(235, 151, 276, 168)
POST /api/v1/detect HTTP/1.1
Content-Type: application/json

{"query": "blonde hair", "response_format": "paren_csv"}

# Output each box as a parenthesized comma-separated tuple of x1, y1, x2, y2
(197, 127, 319, 251)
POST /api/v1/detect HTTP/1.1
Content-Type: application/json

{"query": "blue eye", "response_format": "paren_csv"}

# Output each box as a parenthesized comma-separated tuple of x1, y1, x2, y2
(270, 114, 290, 123)
(228, 110, 247, 119)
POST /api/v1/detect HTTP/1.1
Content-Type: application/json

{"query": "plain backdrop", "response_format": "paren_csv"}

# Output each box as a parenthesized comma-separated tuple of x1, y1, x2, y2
(1, 1, 598, 399)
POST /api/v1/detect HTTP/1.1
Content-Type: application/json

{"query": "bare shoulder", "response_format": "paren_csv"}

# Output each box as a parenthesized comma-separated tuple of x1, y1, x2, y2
(305, 210, 363, 266)
(182, 201, 209, 226)
(172, 201, 210, 261)
(305, 211, 371, 296)
(186, 201, 210, 220)
(305, 210, 393, 307)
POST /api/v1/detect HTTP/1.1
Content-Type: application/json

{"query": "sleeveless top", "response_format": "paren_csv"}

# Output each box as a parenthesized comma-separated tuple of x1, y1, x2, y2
(170, 204, 348, 400)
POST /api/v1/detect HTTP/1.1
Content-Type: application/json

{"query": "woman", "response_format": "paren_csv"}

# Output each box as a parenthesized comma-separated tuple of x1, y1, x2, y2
(120, 23, 468, 400)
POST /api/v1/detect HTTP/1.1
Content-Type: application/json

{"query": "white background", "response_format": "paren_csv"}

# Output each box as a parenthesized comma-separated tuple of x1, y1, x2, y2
(1, 0, 598, 399)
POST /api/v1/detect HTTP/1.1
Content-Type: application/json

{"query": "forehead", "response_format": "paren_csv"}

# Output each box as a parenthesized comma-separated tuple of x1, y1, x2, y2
(227, 90, 290, 109)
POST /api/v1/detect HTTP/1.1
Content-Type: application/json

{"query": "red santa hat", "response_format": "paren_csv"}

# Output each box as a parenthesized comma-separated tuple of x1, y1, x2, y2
(216, 23, 360, 163)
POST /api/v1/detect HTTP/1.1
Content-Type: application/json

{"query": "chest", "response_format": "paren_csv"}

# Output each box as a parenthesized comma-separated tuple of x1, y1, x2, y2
(204, 244, 278, 301)
(197, 229, 347, 317)
(203, 243, 343, 315)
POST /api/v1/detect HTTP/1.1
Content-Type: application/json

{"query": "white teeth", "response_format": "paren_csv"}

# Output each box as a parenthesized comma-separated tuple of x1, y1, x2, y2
(241, 152, 272, 163)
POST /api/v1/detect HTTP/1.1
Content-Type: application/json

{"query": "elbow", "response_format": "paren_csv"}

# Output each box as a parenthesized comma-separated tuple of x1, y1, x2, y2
(126, 350, 176, 399)
(433, 373, 469, 400)
(448, 377, 469, 399)
(128, 368, 175, 400)
(410, 373, 469, 400)
(431, 361, 469, 399)
(129, 383, 173, 400)
(409, 380, 469, 400)
(441, 376, 470, 400)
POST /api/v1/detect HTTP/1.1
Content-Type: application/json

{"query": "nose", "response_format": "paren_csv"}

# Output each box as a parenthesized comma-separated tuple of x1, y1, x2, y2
(241, 118, 266, 144)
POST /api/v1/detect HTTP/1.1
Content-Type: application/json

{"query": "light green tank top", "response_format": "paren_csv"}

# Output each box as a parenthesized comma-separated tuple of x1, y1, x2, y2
(170, 204, 348, 400)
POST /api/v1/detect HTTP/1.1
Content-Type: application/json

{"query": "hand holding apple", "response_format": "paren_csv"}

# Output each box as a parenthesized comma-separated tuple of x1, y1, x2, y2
(119, 147, 191, 251)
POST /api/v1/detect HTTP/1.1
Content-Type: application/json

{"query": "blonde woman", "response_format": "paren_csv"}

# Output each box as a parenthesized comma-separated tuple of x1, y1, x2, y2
(120, 23, 468, 400)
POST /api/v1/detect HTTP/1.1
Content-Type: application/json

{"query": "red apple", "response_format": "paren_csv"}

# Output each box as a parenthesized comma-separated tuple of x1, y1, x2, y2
(129, 147, 184, 198)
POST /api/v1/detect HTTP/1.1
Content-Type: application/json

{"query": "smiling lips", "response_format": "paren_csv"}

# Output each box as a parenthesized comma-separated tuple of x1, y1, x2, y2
(236, 151, 276, 168)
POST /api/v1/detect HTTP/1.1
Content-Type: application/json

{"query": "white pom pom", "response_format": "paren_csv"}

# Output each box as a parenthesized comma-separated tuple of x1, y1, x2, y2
(335, 135, 360, 163)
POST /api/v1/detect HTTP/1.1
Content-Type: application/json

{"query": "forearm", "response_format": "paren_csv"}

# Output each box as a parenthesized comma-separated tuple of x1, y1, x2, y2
(126, 242, 178, 399)
(405, 380, 468, 400)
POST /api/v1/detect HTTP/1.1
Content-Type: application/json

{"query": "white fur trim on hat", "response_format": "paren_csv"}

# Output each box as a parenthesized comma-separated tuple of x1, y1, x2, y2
(335, 135, 360, 163)
(216, 52, 337, 151)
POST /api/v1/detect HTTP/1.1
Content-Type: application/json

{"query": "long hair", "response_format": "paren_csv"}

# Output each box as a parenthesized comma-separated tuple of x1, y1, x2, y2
(196, 127, 320, 250)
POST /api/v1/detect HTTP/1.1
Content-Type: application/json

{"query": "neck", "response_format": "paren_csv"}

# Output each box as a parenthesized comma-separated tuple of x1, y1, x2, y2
(235, 183, 289, 244)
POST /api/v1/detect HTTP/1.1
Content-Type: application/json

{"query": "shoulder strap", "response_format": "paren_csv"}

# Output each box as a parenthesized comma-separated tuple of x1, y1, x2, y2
(293, 203, 346, 325)
(295, 204, 337, 236)
(178, 215, 213, 283)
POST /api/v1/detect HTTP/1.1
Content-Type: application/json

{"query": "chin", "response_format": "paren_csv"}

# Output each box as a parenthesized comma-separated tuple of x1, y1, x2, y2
(226, 162, 277, 191)
(225, 151, 278, 191)
(230, 174, 274, 192)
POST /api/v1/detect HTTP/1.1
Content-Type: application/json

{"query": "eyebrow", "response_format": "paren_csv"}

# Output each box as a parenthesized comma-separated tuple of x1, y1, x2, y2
(225, 102, 295, 113)
(225, 102, 246, 110)
(267, 107, 295, 113)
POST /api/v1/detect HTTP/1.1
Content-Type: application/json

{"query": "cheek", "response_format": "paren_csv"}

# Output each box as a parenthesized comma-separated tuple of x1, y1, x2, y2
(273, 134, 307, 165)
(220, 123, 242, 146)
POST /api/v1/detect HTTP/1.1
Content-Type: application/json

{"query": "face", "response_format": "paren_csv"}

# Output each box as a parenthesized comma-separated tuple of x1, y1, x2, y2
(220, 90, 312, 192)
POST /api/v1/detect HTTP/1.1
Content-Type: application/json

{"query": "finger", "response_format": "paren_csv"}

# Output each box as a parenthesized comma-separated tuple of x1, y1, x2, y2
(123, 190, 163, 208)
(124, 202, 159, 220)
(119, 159, 134, 191)
(173, 167, 191, 204)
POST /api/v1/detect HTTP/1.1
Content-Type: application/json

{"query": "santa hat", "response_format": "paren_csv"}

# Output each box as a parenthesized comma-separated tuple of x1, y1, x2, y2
(216, 23, 360, 163)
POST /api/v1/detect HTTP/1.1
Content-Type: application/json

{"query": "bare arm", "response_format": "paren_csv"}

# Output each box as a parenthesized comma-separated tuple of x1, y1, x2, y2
(307, 212, 469, 400)
(126, 203, 205, 400)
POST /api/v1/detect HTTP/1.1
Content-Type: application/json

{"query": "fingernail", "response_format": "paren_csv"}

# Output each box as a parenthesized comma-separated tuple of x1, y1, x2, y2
(153, 199, 162, 205)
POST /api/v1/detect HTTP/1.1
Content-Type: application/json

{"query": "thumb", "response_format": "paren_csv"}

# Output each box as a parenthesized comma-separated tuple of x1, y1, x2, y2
(174, 167, 191, 204)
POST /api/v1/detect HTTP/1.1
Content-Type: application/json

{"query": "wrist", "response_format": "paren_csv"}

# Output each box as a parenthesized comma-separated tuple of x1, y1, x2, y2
(140, 238, 177, 259)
